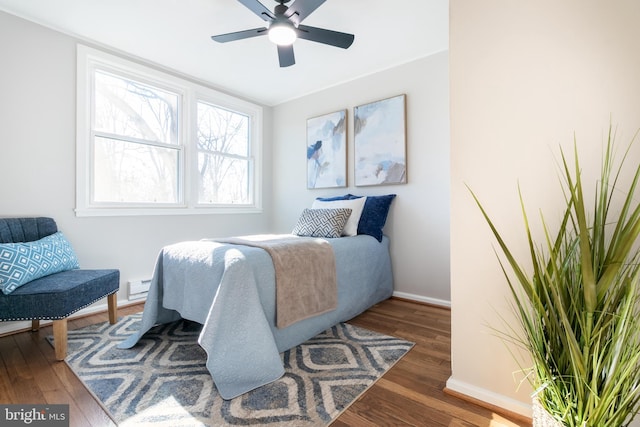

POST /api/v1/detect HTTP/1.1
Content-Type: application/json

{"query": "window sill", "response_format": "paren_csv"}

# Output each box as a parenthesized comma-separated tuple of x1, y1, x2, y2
(75, 206, 263, 217)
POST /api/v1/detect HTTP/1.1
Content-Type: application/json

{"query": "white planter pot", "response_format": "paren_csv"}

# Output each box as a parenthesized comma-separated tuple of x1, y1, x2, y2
(532, 398, 563, 427)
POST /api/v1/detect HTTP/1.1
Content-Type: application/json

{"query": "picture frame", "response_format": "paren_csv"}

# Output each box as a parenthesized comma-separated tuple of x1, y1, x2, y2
(354, 94, 407, 186)
(306, 109, 347, 189)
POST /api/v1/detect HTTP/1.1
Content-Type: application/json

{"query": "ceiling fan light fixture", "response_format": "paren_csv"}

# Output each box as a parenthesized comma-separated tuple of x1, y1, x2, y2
(268, 22, 297, 46)
(211, 0, 355, 67)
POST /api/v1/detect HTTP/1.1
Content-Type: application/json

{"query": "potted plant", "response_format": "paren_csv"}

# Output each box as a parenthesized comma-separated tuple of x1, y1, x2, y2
(470, 127, 640, 426)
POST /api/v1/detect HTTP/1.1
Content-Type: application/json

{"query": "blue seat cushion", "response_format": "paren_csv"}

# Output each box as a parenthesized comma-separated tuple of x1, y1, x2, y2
(0, 269, 119, 321)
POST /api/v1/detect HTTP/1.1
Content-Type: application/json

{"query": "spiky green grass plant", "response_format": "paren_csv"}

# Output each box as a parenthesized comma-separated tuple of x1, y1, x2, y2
(470, 127, 640, 426)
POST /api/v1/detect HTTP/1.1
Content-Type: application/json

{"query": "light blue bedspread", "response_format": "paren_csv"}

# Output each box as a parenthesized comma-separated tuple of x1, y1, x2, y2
(118, 234, 393, 399)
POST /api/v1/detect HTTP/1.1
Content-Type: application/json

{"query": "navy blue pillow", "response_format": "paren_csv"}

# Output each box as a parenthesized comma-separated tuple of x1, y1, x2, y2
(315, 194, 396, 241)
(315, 194, 353, 202)
(352, 194, 396, 241)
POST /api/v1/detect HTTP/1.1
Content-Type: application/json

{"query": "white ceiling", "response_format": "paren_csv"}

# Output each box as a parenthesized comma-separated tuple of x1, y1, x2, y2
(0, 0, 448, 106)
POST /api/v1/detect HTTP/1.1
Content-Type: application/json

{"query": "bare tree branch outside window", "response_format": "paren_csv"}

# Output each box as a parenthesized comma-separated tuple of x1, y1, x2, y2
(197, 101, 250, 204)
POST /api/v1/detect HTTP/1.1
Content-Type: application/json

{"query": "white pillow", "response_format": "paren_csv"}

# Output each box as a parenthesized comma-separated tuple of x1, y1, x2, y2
(311, 197, 366, 236)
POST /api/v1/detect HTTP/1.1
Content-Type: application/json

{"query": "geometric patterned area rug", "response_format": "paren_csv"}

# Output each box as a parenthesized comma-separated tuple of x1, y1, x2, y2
(60, 313, 414, 426)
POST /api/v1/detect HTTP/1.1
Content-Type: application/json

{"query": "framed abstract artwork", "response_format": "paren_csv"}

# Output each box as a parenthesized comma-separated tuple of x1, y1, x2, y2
(306, 109, 347, 189)
(354, 94, 407, 186)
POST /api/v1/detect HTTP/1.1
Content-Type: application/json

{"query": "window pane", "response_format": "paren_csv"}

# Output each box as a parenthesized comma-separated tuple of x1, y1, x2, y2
(95, 70, 179, 145)
(197, 102, 249, 156)
(198, 153, 249, 204)
(94, 136, 179, 203)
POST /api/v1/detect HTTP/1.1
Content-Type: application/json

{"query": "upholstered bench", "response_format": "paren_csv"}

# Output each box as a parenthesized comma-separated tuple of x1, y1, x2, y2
(0, 217, 119, 360)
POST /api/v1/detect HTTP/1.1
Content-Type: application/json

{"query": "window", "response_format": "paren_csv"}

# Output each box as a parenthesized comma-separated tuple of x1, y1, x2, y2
(196, 101, 251, 204)
(93, 70, 181, 204)
(76, 45, 262, 216)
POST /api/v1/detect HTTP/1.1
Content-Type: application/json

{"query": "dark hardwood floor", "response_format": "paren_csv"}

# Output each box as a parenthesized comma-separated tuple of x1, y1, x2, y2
(0, 298, 530, 426)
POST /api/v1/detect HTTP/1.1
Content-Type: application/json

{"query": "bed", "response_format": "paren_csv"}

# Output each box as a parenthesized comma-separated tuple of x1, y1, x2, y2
(118, 233, 393, 399)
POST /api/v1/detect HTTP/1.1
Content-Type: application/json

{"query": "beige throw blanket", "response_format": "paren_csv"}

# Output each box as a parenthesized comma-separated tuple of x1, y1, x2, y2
(215, 234, 338, 328)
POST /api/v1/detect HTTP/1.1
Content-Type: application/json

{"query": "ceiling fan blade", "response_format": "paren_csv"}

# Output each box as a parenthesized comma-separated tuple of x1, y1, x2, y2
(285, 0, 326, 25)
(277, 45, 295, 67)
(211, 27, 267, 43)
(296, 25, 355, 49)
(237, 0, 275, 21)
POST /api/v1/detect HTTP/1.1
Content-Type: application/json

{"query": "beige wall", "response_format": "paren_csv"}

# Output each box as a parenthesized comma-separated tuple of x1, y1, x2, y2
(449, 0, 640, 417)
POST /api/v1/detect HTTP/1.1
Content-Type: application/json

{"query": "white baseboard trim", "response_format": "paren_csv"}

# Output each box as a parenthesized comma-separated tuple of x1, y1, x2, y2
(392, 291, 451, 308)
(0, 320, 33, 336)
(445, 377, 532, 418)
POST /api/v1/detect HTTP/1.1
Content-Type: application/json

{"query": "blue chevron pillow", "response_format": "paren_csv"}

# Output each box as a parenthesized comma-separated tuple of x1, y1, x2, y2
(292, 208, 352, 238)
(0, 232, 80, 295)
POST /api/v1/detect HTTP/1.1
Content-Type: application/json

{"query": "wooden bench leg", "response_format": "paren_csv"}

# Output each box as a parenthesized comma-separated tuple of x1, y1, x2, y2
(107, 292, 117, 325)
(52, 319, 67, 361)
(31, 320, 40, 331)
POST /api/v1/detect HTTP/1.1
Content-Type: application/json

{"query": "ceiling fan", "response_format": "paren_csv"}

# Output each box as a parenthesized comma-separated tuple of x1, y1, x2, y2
(211, 0, 355, 68)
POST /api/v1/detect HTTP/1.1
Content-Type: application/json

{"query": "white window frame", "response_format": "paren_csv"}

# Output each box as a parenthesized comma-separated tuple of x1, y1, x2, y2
(76, 45, 263, 217)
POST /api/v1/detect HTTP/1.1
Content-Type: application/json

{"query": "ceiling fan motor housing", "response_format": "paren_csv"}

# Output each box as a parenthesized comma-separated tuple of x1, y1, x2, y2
(275, 3, 289, 15)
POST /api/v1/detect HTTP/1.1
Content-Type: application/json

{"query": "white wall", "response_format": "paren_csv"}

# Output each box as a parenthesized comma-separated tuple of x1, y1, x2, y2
(1, 8, 451, 336)
(0, 11, 273, 331)
(271, 52, 451, 305)
(449, 0, 640, 418)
